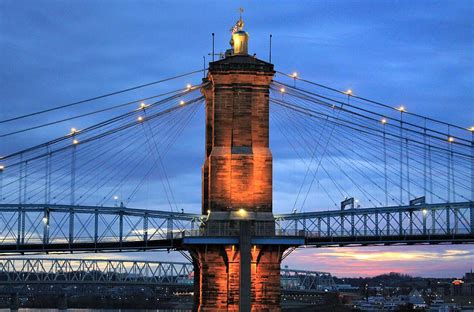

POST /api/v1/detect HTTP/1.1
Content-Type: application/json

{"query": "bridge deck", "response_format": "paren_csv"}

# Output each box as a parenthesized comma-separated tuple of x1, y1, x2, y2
(0, 202, 471, 253)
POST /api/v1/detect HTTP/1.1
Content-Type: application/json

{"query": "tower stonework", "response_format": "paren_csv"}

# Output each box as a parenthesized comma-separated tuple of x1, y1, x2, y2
(189, 55, 282, 312)
(202, 55, 274, 214)
(184, 21, 302, 312)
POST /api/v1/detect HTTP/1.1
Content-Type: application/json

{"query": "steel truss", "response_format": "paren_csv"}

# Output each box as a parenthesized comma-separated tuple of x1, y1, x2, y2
(0, 258, 194, 286)
(0, 258, 335, 292)
(0, 202, 472, 253)
(0, 204, 203, 253)
(275, 201, 474, 246)
(280, 268, 336, 292)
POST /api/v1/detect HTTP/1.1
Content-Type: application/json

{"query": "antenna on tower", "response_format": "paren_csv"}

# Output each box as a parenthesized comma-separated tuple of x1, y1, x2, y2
(212, 33, 215, 62)
(269, 34, 273, 63)
(203, 56, 206, 78)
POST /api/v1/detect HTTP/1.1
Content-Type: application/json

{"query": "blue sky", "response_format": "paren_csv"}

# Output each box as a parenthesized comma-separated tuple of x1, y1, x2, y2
(1, 0, 473, 277)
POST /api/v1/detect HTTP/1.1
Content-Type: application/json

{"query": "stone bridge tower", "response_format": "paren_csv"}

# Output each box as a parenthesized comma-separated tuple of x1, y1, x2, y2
(185, 19, 302, 312)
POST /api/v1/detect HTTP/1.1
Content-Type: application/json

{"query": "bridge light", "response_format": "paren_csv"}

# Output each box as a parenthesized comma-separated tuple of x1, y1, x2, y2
(72, 139, 79, 145)
(137, 116, 144, 122)
(0, 165, 4, 171)
(280, 87, 286, 93)
(448, 136, 454, 143)
(238, 208, 247, 217)
(207, 209, 211, 215)
(345, 89, 353, 96)
(70, 128, 77, 134)
(113, 195, 119, 200)
(140, 102, 148, 109)
(422, 209, 428, 215)
(179, 100, 185, 106)
(291, 72, 298, 78)
(397, 105, 406, 112)
(469, 126, 474, 132)
(42, 217, 48, 224)
(381, 118, 387, 124)
(186, 84, 192, 90)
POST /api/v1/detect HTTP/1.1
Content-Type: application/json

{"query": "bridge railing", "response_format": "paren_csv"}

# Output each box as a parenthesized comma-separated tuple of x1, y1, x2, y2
(0, 204, 204, 251)
(0, 202, 472, 251)
(275, 202, 474, 242)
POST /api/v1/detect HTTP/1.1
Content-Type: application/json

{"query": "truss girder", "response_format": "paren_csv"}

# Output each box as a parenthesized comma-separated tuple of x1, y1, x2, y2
(0, 258, 335, 292)
(275, 201, 474, 246)
(0, 204, 204, 252)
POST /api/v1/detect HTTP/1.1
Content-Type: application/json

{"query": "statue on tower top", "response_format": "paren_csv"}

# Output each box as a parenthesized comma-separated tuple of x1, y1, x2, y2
(230, 8, 245, 34)
(228, 8, 249, 56)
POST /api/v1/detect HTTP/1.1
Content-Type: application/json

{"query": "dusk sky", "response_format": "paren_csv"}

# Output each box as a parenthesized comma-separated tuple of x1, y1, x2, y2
(1, 1, 473, 278)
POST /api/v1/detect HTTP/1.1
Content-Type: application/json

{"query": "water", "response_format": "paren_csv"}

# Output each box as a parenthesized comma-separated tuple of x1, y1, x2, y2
(1, 310, 190, 312)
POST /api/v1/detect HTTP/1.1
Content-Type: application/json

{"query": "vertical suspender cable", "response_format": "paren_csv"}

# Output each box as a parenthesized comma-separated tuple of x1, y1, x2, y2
(383, 123, 388, 206)
(399, 111, 404, 204)
(423, 119, 427, 200)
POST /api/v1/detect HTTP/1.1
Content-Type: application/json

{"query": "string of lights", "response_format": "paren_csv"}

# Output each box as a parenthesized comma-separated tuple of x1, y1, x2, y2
(270, 84, 472, 210)
(276, 70, 473, 133)
(0, 69, 206, 124)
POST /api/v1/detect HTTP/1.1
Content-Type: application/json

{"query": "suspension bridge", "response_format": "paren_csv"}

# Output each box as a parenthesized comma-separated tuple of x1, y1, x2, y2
(0, 19, 473, 311)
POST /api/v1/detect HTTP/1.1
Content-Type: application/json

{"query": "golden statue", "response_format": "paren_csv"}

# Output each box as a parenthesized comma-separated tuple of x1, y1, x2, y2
(229, 8, 248, 55)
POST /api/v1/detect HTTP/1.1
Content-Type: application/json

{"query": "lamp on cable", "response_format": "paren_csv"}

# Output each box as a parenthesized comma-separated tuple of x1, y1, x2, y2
(397, 105, 406, 112)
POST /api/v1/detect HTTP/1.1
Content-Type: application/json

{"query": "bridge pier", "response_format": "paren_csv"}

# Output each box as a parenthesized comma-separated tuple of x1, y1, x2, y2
(188, 240, 287, 312)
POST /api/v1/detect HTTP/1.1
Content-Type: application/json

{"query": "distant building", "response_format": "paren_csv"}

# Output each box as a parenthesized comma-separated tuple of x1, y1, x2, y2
(408, 289, 427, 309)
(451, 271, 474, 296)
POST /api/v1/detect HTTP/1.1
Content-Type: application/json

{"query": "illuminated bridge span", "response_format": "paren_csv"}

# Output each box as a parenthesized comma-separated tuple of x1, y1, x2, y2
(0, 258, 336, 292)
(0, 202, 471, 253)
(1, 19, 473, 311)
